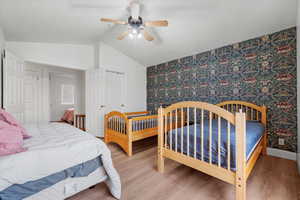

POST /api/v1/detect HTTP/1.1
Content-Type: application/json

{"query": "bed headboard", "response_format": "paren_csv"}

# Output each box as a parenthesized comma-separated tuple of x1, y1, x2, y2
(124, 111, 149, 116)
(216, 101, 267, 126)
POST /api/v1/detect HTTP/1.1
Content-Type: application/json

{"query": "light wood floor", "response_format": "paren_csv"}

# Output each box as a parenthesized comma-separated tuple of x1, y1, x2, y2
(69, 137, 300, 200)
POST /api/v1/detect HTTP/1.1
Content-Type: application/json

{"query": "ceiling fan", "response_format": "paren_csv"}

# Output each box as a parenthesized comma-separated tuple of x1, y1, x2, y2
(100, 1, 168, 41)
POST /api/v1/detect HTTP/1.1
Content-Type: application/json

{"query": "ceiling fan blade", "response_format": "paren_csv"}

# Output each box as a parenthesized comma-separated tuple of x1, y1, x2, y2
(145, 20, 168, 27)
(100, 18, 127, 25)
(143, 30, 154, 41)
(117, 31, 129, 40)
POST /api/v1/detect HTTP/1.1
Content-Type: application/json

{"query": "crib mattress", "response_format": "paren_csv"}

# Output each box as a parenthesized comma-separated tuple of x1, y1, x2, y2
(167, 119, 265, 170)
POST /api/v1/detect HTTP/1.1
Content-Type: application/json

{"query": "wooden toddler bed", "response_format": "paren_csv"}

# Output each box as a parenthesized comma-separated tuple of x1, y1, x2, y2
(157, 101, 267, 200)
(104, 111, 158, 156)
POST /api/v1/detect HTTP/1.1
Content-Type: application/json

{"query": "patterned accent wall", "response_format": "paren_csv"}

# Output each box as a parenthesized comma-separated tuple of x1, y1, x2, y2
(147, 27, 297, 152)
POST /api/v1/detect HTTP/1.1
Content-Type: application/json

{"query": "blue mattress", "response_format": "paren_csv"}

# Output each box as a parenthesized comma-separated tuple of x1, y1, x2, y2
(0, 156, 103, 200)
(167, 119, 264, 171)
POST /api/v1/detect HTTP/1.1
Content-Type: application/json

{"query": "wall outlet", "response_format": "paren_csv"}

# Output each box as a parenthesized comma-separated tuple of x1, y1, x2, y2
(278, 138, 285, 146)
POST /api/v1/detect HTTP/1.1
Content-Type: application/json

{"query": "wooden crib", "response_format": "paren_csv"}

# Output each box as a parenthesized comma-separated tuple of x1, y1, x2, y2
(104, 111, 158, 156)
(157, 101, 267, 200)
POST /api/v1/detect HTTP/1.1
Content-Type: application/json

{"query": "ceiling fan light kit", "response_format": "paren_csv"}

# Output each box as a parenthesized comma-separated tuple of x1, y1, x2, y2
(100, 1, 168, 41)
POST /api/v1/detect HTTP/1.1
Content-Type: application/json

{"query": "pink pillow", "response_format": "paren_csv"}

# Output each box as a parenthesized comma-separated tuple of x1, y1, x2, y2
(0, 109, 30, 139)
(61, 109, 74, 124)
(0, 125, 27, 156)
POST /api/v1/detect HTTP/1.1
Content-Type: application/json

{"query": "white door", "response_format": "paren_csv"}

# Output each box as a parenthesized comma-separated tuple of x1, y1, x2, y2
(85, 68, 104, 137)
(49, 73, 77, 121)
(104, 70, 126, 113)
(3, 51, 25, 122)
(85, 68, 126, 137)
(24, 70, 40, 124)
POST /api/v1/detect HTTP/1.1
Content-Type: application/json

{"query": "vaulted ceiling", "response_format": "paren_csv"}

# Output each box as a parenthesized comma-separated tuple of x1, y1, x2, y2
(0, 0, 297, 66)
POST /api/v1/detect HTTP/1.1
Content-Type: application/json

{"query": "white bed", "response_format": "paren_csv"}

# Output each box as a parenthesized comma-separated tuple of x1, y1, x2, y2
(0, 123, 121, 200)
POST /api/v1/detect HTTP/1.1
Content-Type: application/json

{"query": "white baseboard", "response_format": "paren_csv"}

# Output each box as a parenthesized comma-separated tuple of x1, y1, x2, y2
(267, 148, 297, 161)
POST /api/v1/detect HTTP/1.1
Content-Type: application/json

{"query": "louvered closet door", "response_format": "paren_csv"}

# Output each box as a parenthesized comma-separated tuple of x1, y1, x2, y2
(3, 51, 25, 122)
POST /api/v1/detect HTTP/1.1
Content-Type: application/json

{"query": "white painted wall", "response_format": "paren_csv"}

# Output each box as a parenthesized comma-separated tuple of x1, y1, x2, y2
(25, 62, 85, 123)
(99, 42, 146, 112)
(297, 0, 300, 173)
(0, 27, 5, 51)
(0, 27, 5, 108)
(85, 42, 146, 137)
(6, 42, 94, 70)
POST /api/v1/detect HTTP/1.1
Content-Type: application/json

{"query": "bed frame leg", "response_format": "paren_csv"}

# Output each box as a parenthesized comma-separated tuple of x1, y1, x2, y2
(127, 141, 132, 157)
(158, 147, 164, 173)
(261, 106, 267, 156)
(127, 119, 133, 157)
(157, 107, 165, 173)
(262, 134, 267, 156)
(236, 181, 246, 200)
(236, 110, 246, 200)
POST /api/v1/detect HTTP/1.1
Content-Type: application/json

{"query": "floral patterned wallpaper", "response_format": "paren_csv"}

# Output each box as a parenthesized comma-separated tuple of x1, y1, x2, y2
(147, 27, 297, 152)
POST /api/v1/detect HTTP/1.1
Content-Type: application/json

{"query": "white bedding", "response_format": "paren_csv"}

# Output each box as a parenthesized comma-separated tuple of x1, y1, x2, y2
(0, 123, 121, 199)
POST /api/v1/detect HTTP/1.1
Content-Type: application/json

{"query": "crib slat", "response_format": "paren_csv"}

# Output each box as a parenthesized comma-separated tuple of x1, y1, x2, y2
(201, 109, 204, 161)
(117, 117, 120, 132)
(227, 121, 231, 170)
(209, 111, 212, 164)
(164, 114, 167, 148)
(194, 107, 197, 158)
(218, 116, 221, 167)
(118, 117, 120, 132)
(118, 118, 120, 133)
(181, 107, 184, 154)
(187, 107, 190, 156)
(170, 111, 173, 151)
(175, 109, 178, 152)
(113, 117, 115, 131)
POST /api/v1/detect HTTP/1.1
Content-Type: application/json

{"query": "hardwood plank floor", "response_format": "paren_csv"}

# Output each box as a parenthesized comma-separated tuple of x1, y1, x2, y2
(69, 138, 300, 200)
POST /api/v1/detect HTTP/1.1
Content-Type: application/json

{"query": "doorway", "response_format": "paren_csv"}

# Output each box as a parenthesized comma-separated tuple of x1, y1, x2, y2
(49, 72, 78, 121)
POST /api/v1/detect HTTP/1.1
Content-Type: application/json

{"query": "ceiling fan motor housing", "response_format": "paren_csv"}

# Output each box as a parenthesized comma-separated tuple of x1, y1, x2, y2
(128, 16, 143, 30)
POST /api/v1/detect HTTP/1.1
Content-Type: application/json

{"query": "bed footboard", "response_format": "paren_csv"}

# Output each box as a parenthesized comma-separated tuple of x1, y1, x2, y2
(104, 111, 131, 155)
(216, 101, 267, 156)
(157, 101, 247, 200)
(105, 111, 159, 156)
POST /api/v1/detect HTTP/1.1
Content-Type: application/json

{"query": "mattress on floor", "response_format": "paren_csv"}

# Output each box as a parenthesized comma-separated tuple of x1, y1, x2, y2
(167, 119, 265, 170)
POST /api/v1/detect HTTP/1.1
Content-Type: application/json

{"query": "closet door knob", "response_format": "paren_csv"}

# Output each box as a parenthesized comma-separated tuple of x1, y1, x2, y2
(100, 105, 105, 109)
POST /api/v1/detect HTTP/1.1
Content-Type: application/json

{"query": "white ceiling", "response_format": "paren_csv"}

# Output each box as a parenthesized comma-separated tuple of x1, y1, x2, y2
(0, 0, 297, 66)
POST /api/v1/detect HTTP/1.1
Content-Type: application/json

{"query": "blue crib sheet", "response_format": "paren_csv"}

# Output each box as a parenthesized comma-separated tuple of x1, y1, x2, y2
(167, 119, 264, 171)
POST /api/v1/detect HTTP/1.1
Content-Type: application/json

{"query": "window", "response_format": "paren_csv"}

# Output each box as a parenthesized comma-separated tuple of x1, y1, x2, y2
(61, 84, 75, 105)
